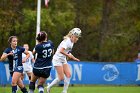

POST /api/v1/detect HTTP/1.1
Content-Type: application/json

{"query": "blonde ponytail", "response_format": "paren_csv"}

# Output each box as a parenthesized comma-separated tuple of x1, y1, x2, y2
(63, 30, 73, 40)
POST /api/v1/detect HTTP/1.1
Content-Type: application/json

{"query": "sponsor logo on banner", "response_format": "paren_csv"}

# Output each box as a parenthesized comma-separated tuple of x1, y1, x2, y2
(102, 64, 119, 81)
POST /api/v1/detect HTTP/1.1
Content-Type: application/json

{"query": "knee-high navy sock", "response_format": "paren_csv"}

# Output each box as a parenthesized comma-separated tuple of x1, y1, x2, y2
(38, 85, 44, 93)
(12, 86, 17, 93)
(29, 82, 35, 93)
(21, 87, 28, 93)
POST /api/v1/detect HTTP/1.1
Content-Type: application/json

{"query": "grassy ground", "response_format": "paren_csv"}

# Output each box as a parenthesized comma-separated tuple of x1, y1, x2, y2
(0, 85, 140, 93)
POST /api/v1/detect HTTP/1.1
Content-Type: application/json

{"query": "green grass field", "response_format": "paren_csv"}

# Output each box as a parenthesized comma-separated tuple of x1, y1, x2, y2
(0, 86, 140, 93)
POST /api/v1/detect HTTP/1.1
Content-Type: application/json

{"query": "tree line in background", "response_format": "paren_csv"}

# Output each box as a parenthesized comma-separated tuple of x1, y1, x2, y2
(0, 0, 140, 62)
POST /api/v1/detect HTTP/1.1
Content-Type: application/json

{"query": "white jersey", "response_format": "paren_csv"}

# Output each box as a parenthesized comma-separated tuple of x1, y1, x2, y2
(53, 37, 74, 60)
(22, 51, 34, 72)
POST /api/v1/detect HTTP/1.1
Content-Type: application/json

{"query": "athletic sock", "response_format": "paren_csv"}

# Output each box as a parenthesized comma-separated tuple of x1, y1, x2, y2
(38, 85, 44, 93)
(21, 87, 28, 93)
(29, 82, 35, 93)
(47, 78, 60, 88)
(12, 86, 17, 93)
(63, 77, 70, 92)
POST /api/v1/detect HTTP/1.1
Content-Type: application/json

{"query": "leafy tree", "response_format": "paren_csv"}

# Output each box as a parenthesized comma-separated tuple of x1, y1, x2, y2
(1, 0, 140, 62)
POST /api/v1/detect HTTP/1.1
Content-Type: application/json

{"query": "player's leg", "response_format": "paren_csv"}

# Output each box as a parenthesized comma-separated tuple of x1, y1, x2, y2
(47, 66, 64, 93)
(62, 63, 71, 93)
(29, 72, 38, 93)
(38, 68, 51, 93)
(22, 63, 27, 80)
(38, 77, 47, 93)
(11, 72, 22, 93)
(27, 72, 32, 81)
(21, 73, 24, 80)
(17, 77, 28, 93)
(26, 66, 33, 81)
(17, 73, 25, 92)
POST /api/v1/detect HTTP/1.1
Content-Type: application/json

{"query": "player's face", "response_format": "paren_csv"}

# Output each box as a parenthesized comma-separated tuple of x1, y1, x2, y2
(23, 44, 29, 50)
(10, 38, 18, 48)
(71, 35, 79, 43)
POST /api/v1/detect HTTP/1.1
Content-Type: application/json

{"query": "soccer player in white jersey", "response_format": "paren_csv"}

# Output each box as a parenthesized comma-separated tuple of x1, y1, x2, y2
(47, 28, 81, 93)
(22, 44, 35, 81)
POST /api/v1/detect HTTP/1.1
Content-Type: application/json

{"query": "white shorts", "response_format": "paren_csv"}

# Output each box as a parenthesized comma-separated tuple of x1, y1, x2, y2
(52, 58, 67, 66)
(23, 64, 32, 74)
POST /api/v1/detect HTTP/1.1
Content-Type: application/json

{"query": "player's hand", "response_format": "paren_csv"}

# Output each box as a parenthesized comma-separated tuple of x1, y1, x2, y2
(8, 52, 14, 56)
(67, 54, 80, 61)
(74, 58, 80, 61)
(22, 58, 27, 63)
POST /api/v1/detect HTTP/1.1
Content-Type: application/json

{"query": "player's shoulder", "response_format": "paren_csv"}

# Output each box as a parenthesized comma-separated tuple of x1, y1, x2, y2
(35, 43, 41, 48)
(4, 47, 12, 52)
(5, 47, 11, 50)
(47, 40, 54, 45)
(16, 46, 25, 52)
(28, 51, 33, 55)
(28, 51, 32, 53)
(63, 37, 71, 44)
(17, 46, 24, 49)
(48, 40, 53, 43)
(64, 37, 70, 42)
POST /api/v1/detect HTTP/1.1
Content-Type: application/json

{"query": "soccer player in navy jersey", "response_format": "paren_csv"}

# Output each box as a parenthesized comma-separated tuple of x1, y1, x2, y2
(0, 36, 30, 93)
(29, 31, 54, 93)
(47, 28, 81, 93)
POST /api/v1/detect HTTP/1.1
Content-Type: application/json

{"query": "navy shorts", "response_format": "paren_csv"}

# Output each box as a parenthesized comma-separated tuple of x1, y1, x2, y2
(14, 66, 23, 73)
(33, 68, 51, 78)
(10, 71, 14, 77)
(10, 66, 23, 77)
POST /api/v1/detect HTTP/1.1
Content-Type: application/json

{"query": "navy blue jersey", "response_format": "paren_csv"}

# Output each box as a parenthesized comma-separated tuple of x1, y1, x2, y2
(34, 40, 54, 68)
(3, 46, 25, 71)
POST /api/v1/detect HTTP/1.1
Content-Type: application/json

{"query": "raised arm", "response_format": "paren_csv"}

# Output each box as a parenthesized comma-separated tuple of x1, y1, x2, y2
(1, 52, 13, 61)
(59, 48, 80, 61)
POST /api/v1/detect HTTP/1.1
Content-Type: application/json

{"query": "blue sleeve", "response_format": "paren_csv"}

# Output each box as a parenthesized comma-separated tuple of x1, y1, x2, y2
(51, 42, 54, 49)
(48, 40, 54, 49)
(35, 45, 39, 52)
(3, 48, 9, 54)
(20, 47, 25, 53)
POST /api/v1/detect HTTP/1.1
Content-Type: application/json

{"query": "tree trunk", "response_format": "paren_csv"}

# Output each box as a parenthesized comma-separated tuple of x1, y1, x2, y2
(99, 0, 112, 61)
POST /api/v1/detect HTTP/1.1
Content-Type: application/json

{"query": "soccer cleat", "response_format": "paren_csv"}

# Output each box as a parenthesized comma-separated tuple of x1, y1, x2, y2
(61, 90, 67, 93)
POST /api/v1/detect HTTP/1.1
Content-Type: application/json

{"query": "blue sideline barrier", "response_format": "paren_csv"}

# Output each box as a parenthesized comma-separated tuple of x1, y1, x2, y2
(0, 61, 140, 85)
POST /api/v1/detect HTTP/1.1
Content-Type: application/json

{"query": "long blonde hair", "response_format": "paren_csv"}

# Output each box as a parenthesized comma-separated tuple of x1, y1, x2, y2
(63, 30, 73, 40)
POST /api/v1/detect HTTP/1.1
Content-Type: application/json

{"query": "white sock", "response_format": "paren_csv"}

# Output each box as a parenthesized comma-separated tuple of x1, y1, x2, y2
(38, 86, 44, 93)
(63, 77, 70, 92)
(29, 89, 34, 93)
(47, 78, 60, 88)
